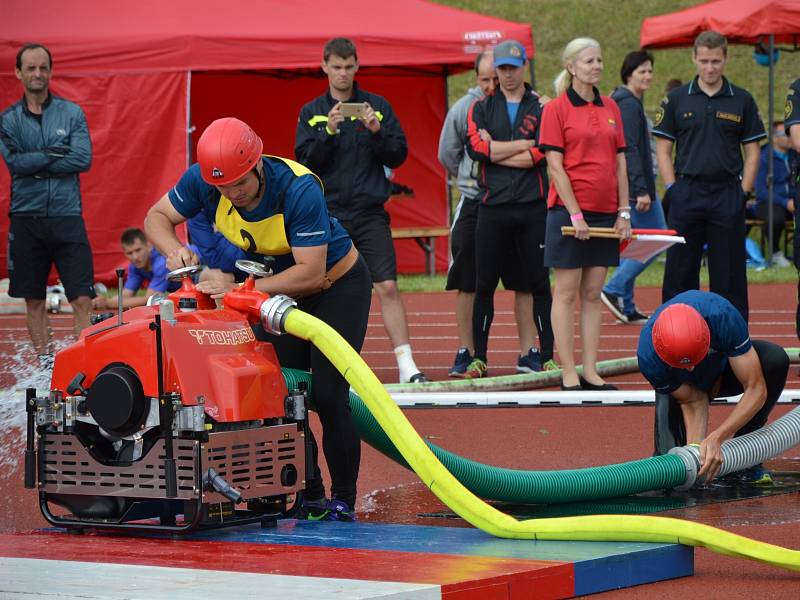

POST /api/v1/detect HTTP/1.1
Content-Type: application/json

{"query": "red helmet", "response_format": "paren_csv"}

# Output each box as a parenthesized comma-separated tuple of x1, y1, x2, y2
(652, 303, 710, 368)
(196, 118, 263, 185)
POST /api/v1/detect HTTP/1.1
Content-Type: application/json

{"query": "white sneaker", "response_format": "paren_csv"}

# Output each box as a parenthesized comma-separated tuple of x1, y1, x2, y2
(771, 251, 791, 267)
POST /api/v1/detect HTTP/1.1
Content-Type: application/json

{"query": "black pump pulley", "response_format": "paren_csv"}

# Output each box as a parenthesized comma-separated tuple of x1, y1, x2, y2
(85, 365, 148, 437)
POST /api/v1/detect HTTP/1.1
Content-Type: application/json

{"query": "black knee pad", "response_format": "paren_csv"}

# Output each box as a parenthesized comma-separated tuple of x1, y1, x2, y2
(654, 392, 686, 456)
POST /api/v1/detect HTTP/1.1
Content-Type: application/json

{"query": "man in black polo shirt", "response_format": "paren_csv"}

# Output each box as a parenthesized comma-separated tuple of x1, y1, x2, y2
(653, 31, 765, 322)
(784, 79, 800, 337)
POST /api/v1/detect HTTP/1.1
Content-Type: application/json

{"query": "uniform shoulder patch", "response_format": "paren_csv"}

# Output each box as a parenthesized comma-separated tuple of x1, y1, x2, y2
(654, 106, 665, 127)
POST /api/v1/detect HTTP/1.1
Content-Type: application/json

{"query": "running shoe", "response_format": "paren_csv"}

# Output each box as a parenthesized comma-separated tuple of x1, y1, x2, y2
(325, 499, 357, 522)
(735, 464, 774, 485)
(407, 372, 429, 384)
(516, 347, 543, 373)
(542, 359, 560, 371)
(771, 251, 791, 268)
(626, 309, 649, 324)
(448, 347, 472, 378)
(600, 291, 628, 323)
(464, 358, 488, 379)
(296, 497, 330, 521)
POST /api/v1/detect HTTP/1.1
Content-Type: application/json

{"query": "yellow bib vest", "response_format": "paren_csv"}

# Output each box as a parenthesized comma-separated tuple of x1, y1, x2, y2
(214, 155, 323, 255)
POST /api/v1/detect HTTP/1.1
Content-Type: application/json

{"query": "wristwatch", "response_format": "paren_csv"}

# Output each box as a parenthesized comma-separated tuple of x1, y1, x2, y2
(618, 210, 631, 221)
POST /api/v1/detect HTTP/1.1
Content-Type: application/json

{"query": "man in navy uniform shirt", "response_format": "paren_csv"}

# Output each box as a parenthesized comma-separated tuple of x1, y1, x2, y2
(783, 79, 800, 338)
(638, 290, 788, 484)
(653, 31, 765, 322)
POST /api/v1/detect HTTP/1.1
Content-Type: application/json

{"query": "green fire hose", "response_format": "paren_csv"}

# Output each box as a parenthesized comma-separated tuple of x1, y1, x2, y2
(283, 368, 688, 504)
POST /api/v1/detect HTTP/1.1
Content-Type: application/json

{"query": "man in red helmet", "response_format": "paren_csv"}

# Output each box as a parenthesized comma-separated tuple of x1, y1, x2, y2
(637, 290, 788, 484)
(145, 117, 372, 521)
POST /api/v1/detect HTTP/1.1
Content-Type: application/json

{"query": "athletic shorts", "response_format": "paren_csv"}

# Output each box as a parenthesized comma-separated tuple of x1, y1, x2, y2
(338, 208, 397, 283)
(446, 195, 529, 292)
(8, 215, 95, 300)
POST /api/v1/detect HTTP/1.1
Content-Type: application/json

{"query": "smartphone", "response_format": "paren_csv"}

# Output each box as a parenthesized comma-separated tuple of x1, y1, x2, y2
(341, 102, 365, 118)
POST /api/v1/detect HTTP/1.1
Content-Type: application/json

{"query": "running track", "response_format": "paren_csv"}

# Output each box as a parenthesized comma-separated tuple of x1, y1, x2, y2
(1, 283, 798, 597)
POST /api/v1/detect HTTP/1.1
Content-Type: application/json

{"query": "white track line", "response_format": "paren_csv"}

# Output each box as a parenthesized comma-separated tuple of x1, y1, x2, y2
(387, 389, 800, 407)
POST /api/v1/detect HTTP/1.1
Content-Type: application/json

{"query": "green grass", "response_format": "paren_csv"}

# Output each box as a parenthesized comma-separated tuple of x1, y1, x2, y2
(399, 261, 797, 293)
(438, 0, 798, 123)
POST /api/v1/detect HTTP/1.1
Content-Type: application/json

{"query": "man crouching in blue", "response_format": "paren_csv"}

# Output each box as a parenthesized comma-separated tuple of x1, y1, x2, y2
(637, 290, 788, 484)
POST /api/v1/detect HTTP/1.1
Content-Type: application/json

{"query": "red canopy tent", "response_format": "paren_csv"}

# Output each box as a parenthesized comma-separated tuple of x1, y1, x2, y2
(640, 0, 800, 258)
(640, 0, 800, 48)
(0, 0, 533, 281)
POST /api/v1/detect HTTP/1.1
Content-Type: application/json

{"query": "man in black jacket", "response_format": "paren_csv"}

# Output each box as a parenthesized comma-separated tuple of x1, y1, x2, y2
(464, 40, 553, 378)
(295, 38, 427, 383)
(0, 43, 94, 367)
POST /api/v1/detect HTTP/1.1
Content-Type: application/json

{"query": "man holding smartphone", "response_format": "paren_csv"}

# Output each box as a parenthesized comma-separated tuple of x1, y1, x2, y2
(295, 37, 428, 384)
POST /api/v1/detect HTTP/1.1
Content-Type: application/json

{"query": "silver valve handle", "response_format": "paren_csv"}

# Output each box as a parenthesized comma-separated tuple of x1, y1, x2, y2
(166, 264, 203, 282)
(235, 259, 273, 279)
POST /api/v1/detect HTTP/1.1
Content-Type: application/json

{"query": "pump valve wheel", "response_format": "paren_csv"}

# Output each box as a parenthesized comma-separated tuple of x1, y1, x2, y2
(235, 259, 273, 278)
(167, 264, 203, 281)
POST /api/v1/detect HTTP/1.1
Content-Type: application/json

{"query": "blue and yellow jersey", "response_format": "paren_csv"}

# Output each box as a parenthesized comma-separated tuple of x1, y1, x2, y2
(168, 155, 352, 273)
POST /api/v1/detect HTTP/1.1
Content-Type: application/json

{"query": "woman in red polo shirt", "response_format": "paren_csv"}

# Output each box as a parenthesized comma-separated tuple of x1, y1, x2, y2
(539, 37, 631, 391)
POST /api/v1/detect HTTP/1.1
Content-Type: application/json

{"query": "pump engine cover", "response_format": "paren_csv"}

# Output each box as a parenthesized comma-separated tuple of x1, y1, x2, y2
(86, 365, 148, 437)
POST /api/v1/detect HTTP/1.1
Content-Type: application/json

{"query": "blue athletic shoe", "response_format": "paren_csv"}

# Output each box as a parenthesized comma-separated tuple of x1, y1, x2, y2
(325, 499, 356, 522)
(298, 497, 356, 521)
(516, 347, 543, 373)
(448, 347, 472, 378)
(735, 464, 774, 485)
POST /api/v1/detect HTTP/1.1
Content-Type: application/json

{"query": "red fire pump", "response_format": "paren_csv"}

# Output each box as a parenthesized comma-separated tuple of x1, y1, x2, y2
(24, 262, 309, 533)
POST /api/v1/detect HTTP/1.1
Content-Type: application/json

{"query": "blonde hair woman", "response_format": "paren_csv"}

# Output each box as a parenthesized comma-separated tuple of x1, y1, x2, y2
(538, 38, 631, 390)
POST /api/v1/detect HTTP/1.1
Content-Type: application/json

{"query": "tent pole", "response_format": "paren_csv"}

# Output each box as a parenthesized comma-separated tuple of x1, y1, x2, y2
(529, 31, 536, 91)
(443, 66, 453, 225)
(186, 70, 193, 168)
(767, 35, 775, 264)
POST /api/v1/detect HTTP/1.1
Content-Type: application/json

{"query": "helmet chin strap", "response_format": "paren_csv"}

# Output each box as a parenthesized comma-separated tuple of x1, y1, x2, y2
(253, 163, 265, 199)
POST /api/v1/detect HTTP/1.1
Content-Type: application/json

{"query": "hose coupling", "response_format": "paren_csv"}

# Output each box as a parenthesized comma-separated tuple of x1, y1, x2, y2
(260, 294, 297, 335)
(668, 445, 700, 490)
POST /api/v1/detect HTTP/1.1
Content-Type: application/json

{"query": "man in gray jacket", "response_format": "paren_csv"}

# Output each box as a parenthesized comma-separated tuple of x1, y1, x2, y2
(437, 50, 553, 376)
(0, 44, 94, 366)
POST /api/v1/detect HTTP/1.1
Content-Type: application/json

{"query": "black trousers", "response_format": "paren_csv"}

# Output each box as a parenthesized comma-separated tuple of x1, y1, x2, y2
(662, 176, 749, 321)
(256, 257, 372, 507)
(472, 203, 553, 363)
(654, 340, 789, 455)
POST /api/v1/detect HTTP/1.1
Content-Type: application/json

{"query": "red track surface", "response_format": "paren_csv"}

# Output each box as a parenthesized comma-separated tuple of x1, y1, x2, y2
(1, 283, 799, 597)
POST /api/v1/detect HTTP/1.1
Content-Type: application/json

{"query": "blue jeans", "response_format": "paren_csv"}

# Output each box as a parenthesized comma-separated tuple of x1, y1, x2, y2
(603, 196, 667, 315)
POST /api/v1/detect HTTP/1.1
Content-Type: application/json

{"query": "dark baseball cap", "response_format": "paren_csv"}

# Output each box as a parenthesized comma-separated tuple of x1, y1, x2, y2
(493, 40, 527, 68)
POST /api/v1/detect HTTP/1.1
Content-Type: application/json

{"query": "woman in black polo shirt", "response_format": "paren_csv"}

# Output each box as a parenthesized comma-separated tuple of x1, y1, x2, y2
(539, 37, 631, 391)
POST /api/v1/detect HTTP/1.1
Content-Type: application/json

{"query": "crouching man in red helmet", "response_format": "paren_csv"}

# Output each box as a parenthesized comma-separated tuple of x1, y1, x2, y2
(637, 290, 789, 484)
(145, 117, 372, 521)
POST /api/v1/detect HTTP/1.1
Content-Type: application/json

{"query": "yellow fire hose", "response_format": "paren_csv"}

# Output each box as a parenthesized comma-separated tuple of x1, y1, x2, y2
(278, 305, 800, 572)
